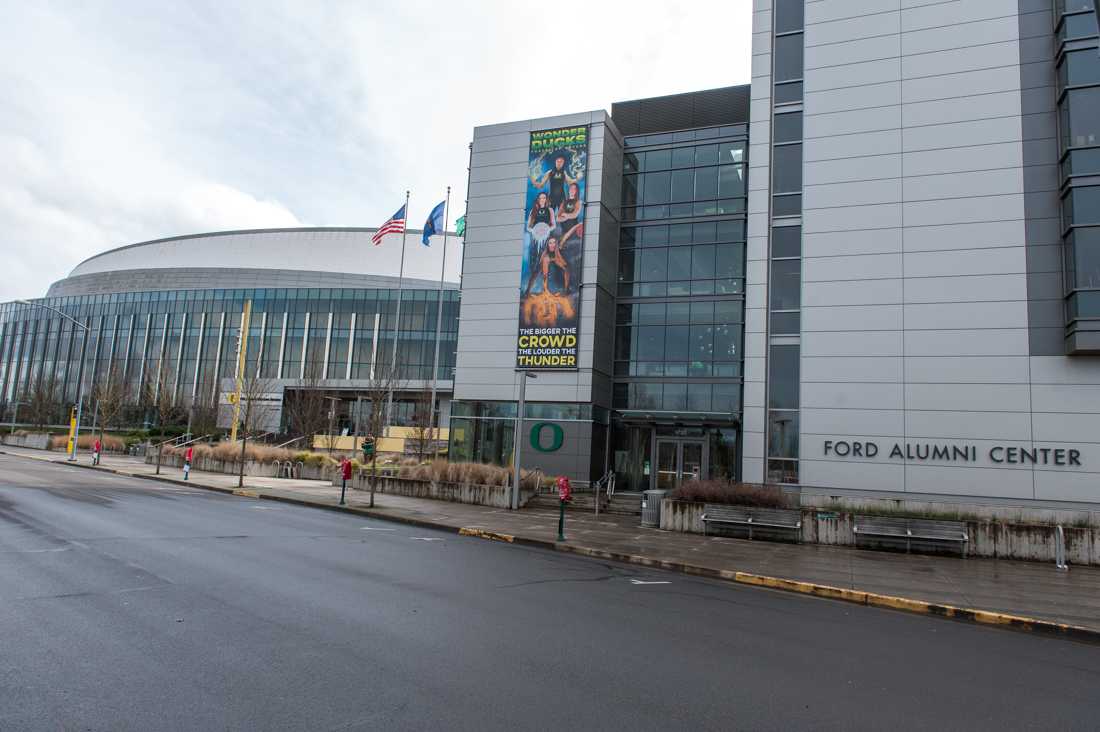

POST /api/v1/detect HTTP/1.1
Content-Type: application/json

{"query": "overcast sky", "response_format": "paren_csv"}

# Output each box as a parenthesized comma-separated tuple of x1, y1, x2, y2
(0, 1, 752, 301)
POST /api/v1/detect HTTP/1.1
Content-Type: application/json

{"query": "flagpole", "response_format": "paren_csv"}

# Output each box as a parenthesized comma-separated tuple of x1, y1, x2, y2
(384, 190, 410, 435)
(428, 187, 451, 454)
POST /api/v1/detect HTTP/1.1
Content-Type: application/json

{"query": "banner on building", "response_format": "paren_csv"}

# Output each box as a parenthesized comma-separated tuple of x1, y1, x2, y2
(515, 125, 589, 369)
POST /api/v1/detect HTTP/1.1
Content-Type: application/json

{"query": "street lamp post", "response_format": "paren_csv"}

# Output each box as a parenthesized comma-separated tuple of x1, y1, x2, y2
(511, 371, 536, 510)
(8, 400, 24, 434)
(17, 300, 89, 462)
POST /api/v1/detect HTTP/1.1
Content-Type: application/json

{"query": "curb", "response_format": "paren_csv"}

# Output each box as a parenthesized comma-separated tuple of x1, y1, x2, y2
(4, 448, 1097, 644)
(554, 544, 1100, 644)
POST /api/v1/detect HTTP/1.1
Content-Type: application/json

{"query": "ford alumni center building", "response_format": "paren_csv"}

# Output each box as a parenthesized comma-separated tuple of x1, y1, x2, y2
(449, 0, 1100, 507)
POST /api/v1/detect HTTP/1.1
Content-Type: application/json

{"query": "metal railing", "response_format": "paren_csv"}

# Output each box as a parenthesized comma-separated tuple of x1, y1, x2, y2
(274, 435, 308, 449)
(592, 471, 616, 517)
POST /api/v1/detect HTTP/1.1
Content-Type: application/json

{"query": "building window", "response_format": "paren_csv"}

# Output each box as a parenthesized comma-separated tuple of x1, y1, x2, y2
(1062, 87, 1100, 149)
(771, 225, 801, 258)
(774, 0, 804, 33)
(772, 143, 803, 194)
(773, 33, 804, 83)
(773, 111, 803, 144)
(769, 259, 801, 312)
(767, 344, 800, 410)
(774, 82, 803, 105)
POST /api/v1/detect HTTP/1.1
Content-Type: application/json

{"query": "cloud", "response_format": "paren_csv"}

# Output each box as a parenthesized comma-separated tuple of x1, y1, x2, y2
(0, 0, 750, 301)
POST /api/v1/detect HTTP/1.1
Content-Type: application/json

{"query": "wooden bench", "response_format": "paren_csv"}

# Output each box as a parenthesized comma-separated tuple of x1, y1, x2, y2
(702, 505, 802, 541)
(853, 515, 969, 556)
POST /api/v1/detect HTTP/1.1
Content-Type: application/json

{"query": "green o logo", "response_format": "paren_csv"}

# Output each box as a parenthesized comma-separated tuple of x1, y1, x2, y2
(530, 422, 564, 452)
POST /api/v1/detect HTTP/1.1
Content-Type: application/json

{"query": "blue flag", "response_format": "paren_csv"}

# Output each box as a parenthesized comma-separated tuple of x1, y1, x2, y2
(422, 200, 445, 245)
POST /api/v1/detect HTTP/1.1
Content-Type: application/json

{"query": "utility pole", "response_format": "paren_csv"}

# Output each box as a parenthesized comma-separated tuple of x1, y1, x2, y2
(428, 186, 452, 456)
(324, 396, 340, 455)
(511, 371, 536, 510)
(9, 401, 23, 434)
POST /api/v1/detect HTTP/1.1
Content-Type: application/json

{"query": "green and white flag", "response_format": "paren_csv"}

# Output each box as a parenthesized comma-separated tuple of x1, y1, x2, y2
(455, 214, 466, 237)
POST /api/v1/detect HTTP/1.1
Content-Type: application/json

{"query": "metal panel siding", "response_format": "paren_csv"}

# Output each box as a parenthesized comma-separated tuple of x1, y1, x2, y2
(741, 0, 1100, 502)
(455, 111, 616, 406)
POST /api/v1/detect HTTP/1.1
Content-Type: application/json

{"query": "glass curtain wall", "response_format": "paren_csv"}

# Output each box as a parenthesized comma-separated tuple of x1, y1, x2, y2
(1056, 2, 1100, 349)
(613, 123, 749, 490)
(0, 287, 460, 425)
(767, 0, 805, 484)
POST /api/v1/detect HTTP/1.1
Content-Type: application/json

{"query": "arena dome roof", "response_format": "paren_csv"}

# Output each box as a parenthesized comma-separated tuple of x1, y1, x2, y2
(49, 227, 461, 297)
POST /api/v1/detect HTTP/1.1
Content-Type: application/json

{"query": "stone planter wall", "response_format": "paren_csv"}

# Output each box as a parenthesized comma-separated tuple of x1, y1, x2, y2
(2, 433, 51, 450)
(352, 474, 532, 509)
(146, 453, 334, 479)
(661, 499, 1100, 566)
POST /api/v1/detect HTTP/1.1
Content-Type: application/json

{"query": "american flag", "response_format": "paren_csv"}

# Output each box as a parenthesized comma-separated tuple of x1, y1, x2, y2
(372, 204, 407, 245)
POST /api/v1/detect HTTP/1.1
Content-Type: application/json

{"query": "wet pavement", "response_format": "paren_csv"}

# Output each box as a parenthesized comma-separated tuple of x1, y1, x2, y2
(4, 444, 1099, 631)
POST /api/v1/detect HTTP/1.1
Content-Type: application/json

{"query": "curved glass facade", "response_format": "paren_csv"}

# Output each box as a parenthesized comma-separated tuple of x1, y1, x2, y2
(0, 286, 459, 425)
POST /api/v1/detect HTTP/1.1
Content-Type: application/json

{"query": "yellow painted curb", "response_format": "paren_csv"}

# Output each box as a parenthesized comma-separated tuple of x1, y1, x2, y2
(723, 568, 1095, 640)
(233, 489, 260, 498)
(459, 528, 515, 543)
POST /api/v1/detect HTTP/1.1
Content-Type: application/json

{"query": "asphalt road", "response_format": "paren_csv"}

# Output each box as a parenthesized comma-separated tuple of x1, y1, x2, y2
(1, 455, 1098, 731)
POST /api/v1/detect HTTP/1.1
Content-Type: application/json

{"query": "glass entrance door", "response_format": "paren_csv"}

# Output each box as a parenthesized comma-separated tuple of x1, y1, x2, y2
(654, 439, 706, 490)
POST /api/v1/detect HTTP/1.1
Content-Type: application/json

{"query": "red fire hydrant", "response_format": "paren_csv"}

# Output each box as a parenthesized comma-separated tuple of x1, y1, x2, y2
(556, 476, 572, 542)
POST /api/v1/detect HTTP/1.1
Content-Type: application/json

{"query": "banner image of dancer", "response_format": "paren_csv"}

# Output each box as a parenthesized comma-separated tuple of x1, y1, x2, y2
(516, 125, 589, 369)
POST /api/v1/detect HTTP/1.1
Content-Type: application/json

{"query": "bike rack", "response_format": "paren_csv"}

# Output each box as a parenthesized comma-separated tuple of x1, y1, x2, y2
(1055, 524, 1069, 571)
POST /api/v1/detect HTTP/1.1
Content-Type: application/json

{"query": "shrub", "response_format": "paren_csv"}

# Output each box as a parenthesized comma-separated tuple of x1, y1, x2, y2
(50, 434, 125, 452)
(164, 443, 302, 464)
(668, 479, 794, 509)
(395, 460, 542, 488)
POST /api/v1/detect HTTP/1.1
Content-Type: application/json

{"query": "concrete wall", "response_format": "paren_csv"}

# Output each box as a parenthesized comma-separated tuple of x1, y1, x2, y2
(456, 111, 618, 408)
(1, 433, 50, 450)
(744, 0, 1100, 504)
(355, 475, 533, 509)
(661, 499, 1100, 565)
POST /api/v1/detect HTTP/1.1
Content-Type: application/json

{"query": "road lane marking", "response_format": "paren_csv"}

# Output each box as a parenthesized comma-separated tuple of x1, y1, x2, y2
(360, 527, 396, 531)
(630, 579, 670, 585)
(0, 547, 71, 554)
(410, 537, 444, 542)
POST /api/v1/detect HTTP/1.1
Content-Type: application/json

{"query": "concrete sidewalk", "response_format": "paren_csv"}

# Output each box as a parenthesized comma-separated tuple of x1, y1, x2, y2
(4, 445, 1099, 637)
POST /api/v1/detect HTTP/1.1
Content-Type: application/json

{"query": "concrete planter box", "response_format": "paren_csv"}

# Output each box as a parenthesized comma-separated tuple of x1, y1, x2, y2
(660, 498, 1100, 566)
(352, 474, 532, 509)
(146, 453, 331, 479)
(2, 433, 51, 450)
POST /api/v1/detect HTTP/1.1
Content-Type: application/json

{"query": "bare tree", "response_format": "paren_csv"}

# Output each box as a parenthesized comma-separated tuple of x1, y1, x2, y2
(144, 366, 184, 474)
(93, 365, 130, 452)
(23, 375, 61, 432)
(281, 363, 329, 450)
(234, 373, 275, 488)
(407, 389, 436, 462)
(356, 362, 403, 507)
(187, 381, 221, 441)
